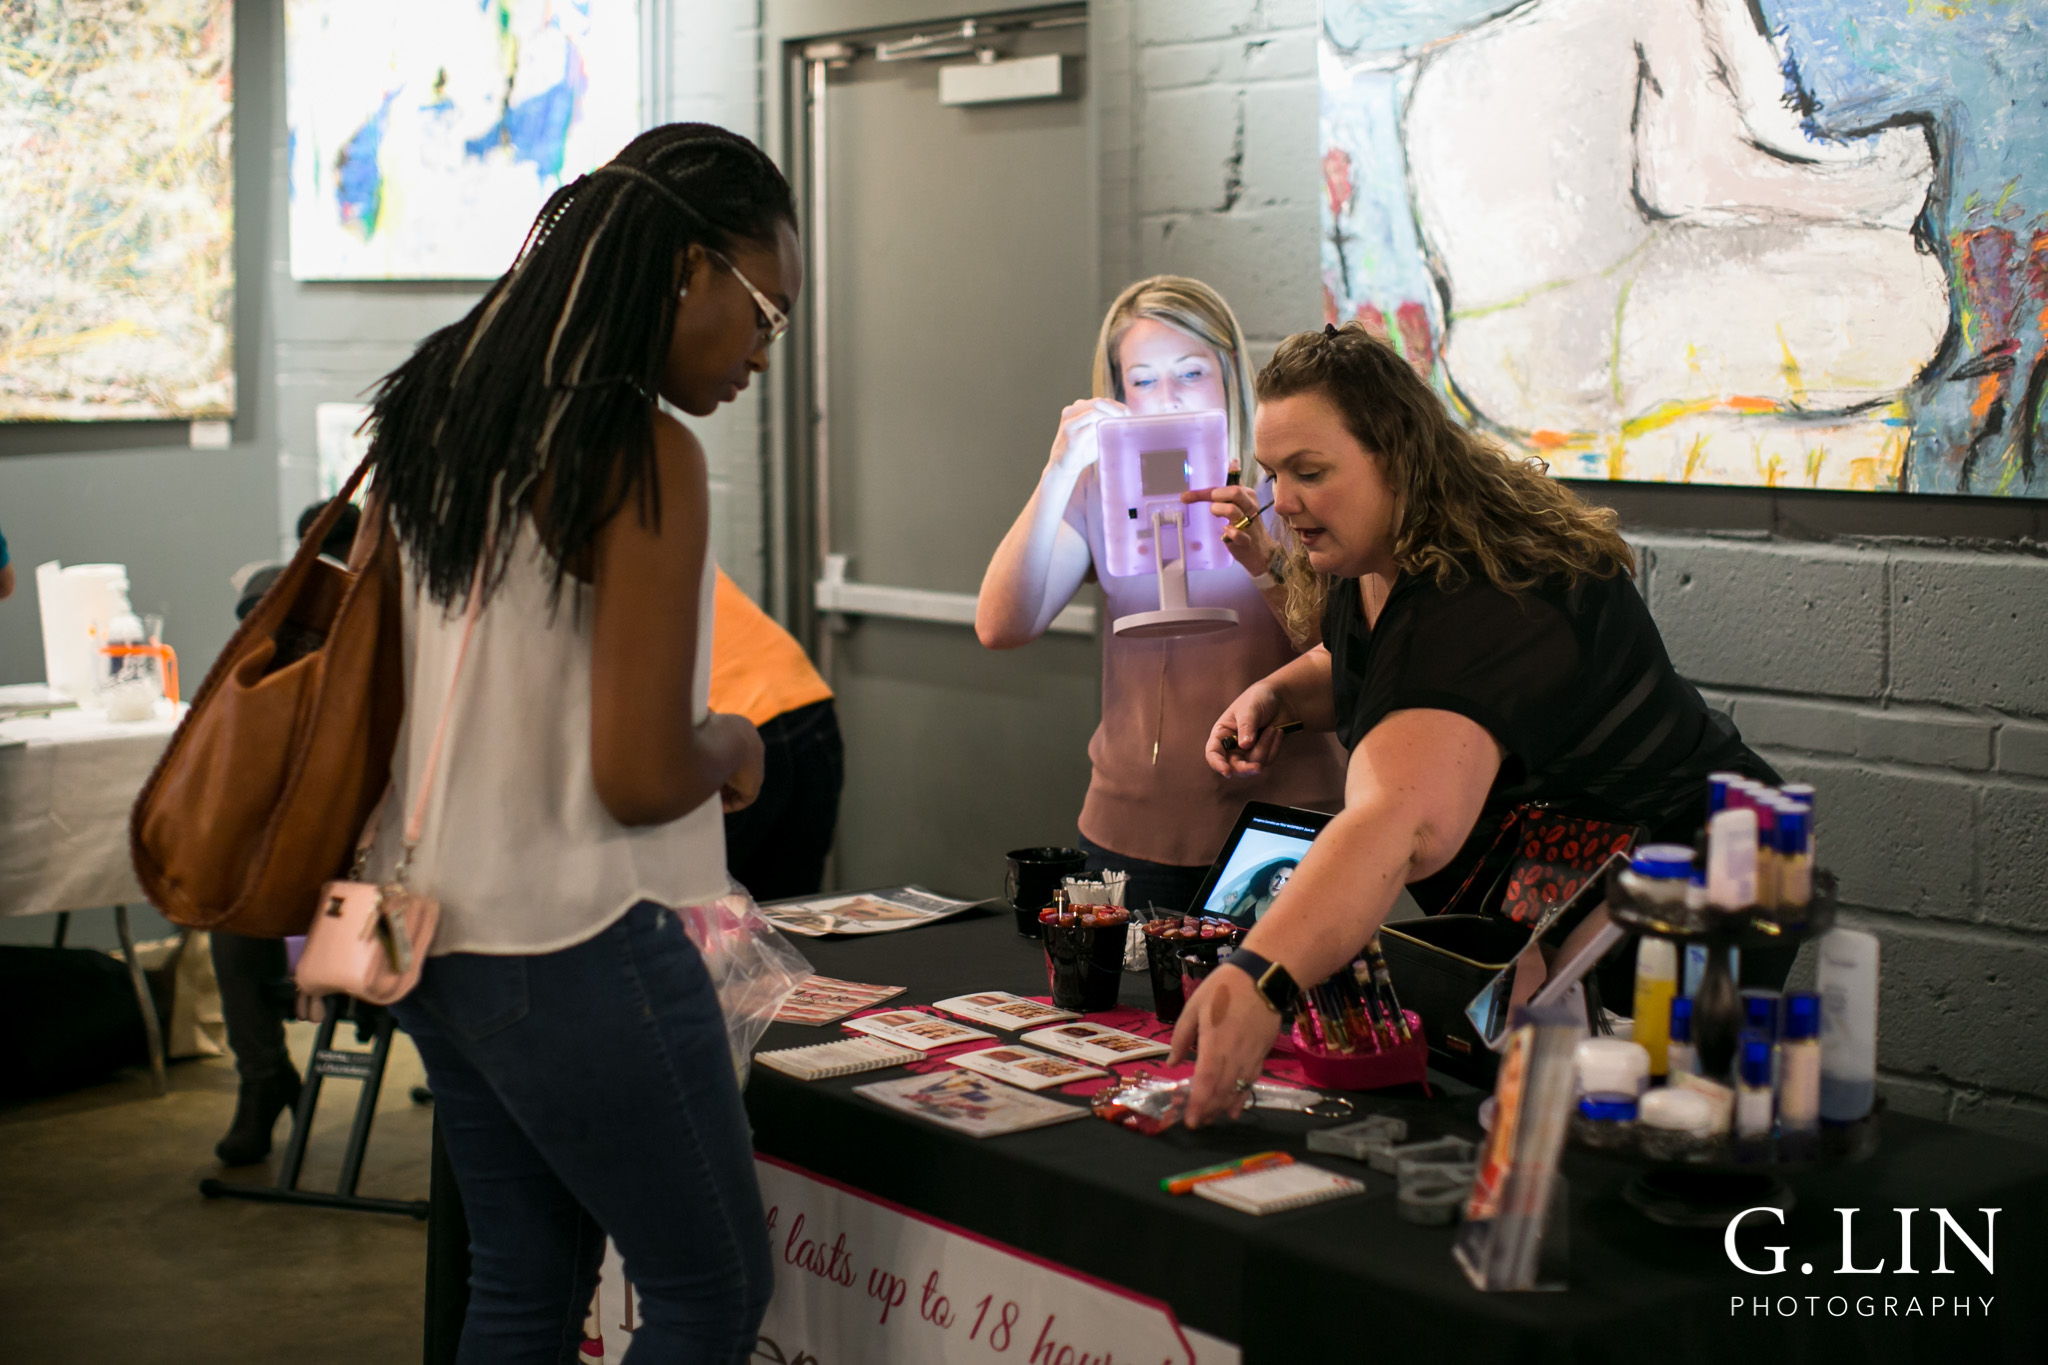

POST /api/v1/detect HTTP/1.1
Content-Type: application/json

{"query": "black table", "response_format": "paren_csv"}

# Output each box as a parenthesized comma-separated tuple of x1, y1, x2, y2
(426, 906, 2048, 1364)
(745, 908, 2048, 1364)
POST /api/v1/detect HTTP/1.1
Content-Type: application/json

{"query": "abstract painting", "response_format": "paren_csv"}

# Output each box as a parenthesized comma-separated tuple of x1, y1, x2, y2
(1320, 0, 2048, 496)
(286, 0, 639, 280)
(0, 0, 234, 421)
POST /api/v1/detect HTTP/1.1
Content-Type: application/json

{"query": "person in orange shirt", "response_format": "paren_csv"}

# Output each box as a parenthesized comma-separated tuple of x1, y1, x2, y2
(711, 568, 843, 898)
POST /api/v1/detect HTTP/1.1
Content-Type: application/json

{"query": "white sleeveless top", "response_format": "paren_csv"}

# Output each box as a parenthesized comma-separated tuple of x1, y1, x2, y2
(365, 521, 728, 955)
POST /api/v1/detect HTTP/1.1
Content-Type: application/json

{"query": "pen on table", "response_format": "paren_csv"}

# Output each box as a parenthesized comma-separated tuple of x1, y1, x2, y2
(1220, 720, 1304, 753)
(1161, 1150, 1294, 1195)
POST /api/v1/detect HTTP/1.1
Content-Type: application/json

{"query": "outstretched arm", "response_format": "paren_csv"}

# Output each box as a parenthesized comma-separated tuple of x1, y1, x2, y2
(976, 399, 1121, 648)
(1172, 707, 1503, 1125)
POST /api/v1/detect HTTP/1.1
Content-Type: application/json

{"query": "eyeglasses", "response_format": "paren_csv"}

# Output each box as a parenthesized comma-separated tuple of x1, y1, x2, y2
(703, 249, 789, 347)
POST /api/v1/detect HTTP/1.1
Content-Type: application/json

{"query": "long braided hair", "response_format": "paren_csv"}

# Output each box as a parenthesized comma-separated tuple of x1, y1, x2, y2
(364, 123, 795, 609)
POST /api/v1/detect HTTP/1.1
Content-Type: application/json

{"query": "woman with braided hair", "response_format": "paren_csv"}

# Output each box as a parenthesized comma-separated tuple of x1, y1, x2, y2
(359, 123, 797, 1363)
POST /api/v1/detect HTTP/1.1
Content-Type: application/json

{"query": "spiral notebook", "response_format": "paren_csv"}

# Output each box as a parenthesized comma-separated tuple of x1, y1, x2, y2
(756, 1036, 922, 1081)
(1193, 1163, 1365, 1215)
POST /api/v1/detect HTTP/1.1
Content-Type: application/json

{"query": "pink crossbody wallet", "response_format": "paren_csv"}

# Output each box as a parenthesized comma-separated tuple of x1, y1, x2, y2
(295, 577, 480, 1006)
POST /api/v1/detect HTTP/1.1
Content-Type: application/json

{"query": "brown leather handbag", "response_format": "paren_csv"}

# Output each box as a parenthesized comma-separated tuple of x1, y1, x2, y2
(129, 459, 405, 937)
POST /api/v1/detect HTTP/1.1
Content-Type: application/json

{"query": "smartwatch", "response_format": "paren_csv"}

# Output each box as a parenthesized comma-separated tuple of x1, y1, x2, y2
(1225, 948, 1301, 1015)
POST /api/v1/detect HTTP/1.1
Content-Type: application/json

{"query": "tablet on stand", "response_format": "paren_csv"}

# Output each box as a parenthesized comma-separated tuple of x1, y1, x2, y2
(1095, 410, 1240, 638)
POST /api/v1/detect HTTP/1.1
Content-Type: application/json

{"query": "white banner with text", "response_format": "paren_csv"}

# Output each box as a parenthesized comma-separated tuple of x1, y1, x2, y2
(581, 1156, 1239, 1365)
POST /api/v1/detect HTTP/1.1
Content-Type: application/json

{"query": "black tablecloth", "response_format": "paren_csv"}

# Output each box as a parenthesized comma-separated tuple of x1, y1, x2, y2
(745, 908, 2048, 1365)
(425, 905, 2048, 1364)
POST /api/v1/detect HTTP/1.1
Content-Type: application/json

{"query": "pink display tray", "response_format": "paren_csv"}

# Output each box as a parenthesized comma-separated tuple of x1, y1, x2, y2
(1290, 1012, 1430, 1094)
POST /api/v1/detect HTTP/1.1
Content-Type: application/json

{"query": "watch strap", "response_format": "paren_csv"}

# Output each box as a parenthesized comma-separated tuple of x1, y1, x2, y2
(1225, 948, 1300, 1015)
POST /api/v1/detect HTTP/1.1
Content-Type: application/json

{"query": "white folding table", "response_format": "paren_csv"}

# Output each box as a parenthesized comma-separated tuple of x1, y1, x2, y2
(0, 684, 186, 1094)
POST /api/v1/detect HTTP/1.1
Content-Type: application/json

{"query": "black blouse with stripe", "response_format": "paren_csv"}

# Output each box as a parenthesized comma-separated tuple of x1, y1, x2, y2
(1322, 567, 1776, 912)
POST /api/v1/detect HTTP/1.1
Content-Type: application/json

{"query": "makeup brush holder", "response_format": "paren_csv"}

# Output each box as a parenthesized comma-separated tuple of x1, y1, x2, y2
(1289, 1014, 1431, 1093)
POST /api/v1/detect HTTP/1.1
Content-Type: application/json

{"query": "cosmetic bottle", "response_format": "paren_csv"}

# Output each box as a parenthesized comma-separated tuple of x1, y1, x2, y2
(1571, 1094, 1639, 1151)
(1752, 801, 1779, 911)
(1741, 989, 1781, 1084)
(1734, 1032, 1776, 1162)
(1778, 991, 1821, 1156)
(1707, 772, 1742, 816)
(1775, 804, 1812, 913)
(1574, 1037, 1650, 1100)
(1780, 783, 1817, 859)
(1673, 1070, 1734, 1136)
(1637, 1087, 1718, 1163)
(1666, 995, 1699, 1078)
(1818, 928, 1878, 1123)
(1570, 1040, 1647, 1152)
(1622, 845, 1694, 916)
(1632, 938, 1679, 1076)
(1707, 808, 1759, 909)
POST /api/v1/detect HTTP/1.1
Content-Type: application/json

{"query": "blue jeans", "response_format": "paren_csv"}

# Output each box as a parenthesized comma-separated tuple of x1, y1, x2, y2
(723, 699, 844, 901)
(394, 902, 772, 1364)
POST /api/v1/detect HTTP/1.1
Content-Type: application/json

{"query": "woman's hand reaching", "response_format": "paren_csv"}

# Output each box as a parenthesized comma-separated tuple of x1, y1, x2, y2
(1046, 398, 1129, 480)
(1182, 475, 1277, 580)
(1206, 681, 1286, 777)
(1168, 965, 1283, 1129)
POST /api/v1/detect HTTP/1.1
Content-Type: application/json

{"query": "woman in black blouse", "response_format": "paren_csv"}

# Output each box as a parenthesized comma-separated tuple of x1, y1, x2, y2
(1169, 323, 1775, 1125)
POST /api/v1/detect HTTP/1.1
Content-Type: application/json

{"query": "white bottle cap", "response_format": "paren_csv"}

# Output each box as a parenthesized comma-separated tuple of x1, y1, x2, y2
(1635, 936, 1677, 982)
(1639, 1086, 1716, 1134)
(1574, 1037, 1651, 1098)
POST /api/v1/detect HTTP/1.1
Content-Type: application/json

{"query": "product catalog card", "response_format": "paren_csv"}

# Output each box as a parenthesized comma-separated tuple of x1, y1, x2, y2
(946, 1045, 1108, 1092)
(1021, 1020, 1171, 1066)
(842, 1010, 996, 1052)
(759, 886, 981, 937)
(775, 976, 907, 1026)
(853, 1070, 1088, 1138)
(932, 992, 1080, 1031)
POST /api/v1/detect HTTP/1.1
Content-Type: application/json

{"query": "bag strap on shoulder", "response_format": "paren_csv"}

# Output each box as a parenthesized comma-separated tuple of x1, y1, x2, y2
(352, 544, 485, 886)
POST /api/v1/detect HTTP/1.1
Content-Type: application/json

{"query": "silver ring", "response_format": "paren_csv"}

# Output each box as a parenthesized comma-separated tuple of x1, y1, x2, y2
(1232, 1077, 1254, 1093)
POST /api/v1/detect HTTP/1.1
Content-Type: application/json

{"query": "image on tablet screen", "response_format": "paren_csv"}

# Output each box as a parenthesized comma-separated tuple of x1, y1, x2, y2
(1202, 827, 1316, 925)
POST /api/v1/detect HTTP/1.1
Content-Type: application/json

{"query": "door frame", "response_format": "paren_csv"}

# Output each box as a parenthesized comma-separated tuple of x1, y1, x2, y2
(759, 0, 1136, 656)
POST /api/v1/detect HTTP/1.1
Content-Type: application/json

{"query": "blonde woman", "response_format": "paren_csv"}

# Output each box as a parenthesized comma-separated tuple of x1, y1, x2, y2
(1171, 324, 1779, 1126)
(977, 278, 1345, 911)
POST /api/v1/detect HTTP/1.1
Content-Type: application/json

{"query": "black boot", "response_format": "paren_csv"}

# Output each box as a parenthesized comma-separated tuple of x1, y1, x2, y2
(215, 1067, 302, 1166)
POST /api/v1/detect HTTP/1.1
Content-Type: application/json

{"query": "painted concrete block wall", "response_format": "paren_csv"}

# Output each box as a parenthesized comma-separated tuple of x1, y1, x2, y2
(1640, 535, 2048, 1143)
(1111, 0, 2048, 1143)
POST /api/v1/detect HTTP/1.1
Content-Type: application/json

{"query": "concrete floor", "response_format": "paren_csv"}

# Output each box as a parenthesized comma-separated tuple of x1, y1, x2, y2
(0, 1021, 433, 1363)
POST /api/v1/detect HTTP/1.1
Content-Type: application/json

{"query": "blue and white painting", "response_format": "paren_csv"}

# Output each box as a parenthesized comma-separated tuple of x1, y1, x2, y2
(286, 0, 639, 280)
(1320, 0, 2047, 496)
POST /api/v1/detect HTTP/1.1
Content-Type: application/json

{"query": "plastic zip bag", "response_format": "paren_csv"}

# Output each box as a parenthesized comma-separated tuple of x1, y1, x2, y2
(673, 886, 813, 1088)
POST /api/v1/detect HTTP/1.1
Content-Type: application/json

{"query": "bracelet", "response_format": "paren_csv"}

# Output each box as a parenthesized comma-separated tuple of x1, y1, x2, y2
(1250, 571, 1278, 591)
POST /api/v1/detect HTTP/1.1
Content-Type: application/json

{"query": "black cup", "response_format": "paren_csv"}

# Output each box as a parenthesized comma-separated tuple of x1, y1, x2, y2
(1141, 915, 1243, 1022)
(1005, 846, 1090, 938)
(1043, 917, 1129, 1012)
(1143, 932, 1186, 1023)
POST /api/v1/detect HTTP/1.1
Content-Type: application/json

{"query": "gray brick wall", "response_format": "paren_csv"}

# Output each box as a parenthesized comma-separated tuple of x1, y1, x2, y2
(1110, 0, 2048, 1143)
(1115, 0, 1323, 351)
(1639, 533, 2048, 1140)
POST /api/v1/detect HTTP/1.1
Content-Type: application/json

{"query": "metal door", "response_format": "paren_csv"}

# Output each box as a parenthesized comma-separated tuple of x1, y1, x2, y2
(790, 10, 1100, 897)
